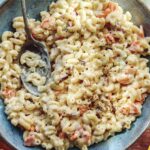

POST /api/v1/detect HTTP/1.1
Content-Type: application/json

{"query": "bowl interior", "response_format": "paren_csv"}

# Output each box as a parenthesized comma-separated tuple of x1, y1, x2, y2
(0, 0, 150, 150)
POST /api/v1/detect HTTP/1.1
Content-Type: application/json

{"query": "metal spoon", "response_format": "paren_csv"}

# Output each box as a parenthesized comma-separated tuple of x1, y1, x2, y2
(19, 0, 51, 96)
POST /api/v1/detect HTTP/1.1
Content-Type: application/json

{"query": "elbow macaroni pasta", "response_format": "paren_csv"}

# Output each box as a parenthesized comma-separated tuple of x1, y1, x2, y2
(1, 0, 150, 150)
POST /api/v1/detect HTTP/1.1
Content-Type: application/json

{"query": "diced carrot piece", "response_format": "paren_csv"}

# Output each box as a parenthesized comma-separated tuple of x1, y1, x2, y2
(121, 104, 140, 116)
(104, 8, 111, 16)
(54, 35, 65, 40)
(139, 32, 144, 38)
(70, 132, 78, 141)
(117, 73, 133, 85)
(128, 41, 141, 53)
(2, 88, 16, 98)
(105, 34, 115, 44)
(108, 2, 116, 11)
(41, 19, 50, 29)
(97, 2, 116, 18)
(59, 132, 66, 139)
(135, 94, 147, 104)
(30, 125, 35, 132)
(24, 135, 35, 146)
(132, 105, 140, 115)
(131, 41, 140, 46)
(78, 105, 89, 115)
(41, 16, 55, 29)
(121, 107, 130, 115)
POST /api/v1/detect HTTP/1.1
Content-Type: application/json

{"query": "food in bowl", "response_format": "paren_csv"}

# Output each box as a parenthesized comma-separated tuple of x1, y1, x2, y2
(0, 0, 150, 150)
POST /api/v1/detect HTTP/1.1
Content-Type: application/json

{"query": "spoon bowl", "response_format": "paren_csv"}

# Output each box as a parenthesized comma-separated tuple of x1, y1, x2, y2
(0, 0, 150, 150)
(19, 0, 51, 96)
(19, 39, 50, 96)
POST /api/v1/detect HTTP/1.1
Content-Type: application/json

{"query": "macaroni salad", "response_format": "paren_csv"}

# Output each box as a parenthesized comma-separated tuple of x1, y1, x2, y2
(21, 51, 47, 88)
(0, 0, 150, 150)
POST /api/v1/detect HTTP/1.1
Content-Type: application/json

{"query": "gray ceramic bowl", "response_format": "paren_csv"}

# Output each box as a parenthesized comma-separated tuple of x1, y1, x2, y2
(0, 0, 150, 150)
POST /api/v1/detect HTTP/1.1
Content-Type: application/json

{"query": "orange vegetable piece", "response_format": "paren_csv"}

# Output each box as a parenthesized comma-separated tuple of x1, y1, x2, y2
(41, 19, 50, 29)
(78, 105, 89, 115)
(121, 107, 130, 115)
(2, 88, 16, 98)
(70, 132, 78, 141)
(30, 125, 36, 132)
(97, 2, 116, 18)
(59, 132, 66, 139)
(135, 94, 147, 104)
(105, 34, 115, 44)
(24, 135, 35, 146)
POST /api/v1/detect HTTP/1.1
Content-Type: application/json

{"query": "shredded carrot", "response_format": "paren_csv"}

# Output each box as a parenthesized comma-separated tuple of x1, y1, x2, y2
(30, 125, 36, 132)
(139, 32, 144, 38)
(59, 132, 66, 139)
(70, 132, 78, 141)
(70, 128, 91, 144)
(131, 41, 140, 46)
(41, 16, 55, 29)
(2, 88, 16, 98)
(105, 34, 115, 44)
(132, 105, 140, 115)
(24, 135, 35, 146)
(78, 105, 89, 115)
(41, 19, 50, 29)
(31, 26, 46, 41)
(55, 35, 65, 40)
(128, 41, 141, 53)
(121, 107, 130, 115)
(135, 94, 147, 104)
(121, 104, 140, 116)
(97, 2, 116, 18)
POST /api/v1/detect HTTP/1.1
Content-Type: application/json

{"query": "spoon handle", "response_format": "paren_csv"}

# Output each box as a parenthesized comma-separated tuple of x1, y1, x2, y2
(21, 0, 33, 41)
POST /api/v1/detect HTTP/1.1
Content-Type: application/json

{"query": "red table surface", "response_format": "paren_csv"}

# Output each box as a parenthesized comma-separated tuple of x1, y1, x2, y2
(0, 129, 150, 150)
